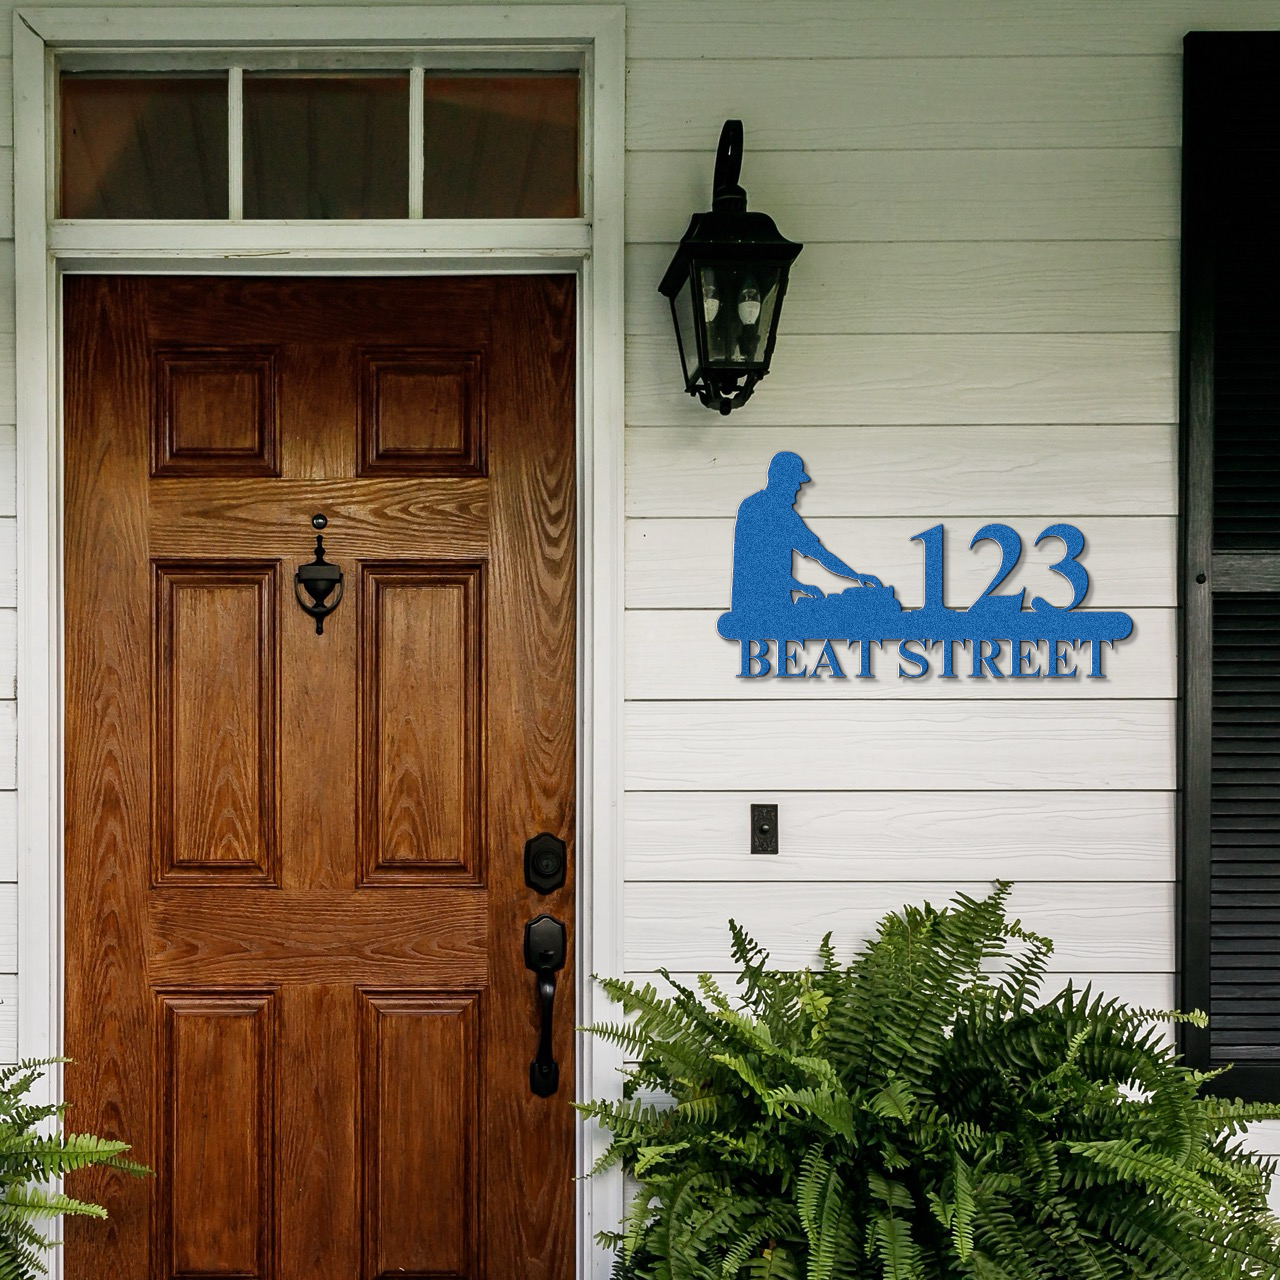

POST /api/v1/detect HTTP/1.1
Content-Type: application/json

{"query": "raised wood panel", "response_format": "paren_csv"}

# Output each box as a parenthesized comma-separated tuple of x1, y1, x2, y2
(627, 56, 1178, 150)
(359, 349, 486, 477)
(627, 333, 1177, 426)
(625, 789, 1174, 882)
(625, 0, 1280, 59)
(626, 700, 1175, 791)
(625, 517, 1176, 609)
(147, 479, 488, 559)
(627, 242, 1180, 336)
(159, 993, 274, 1280)
(625, 880, 1175, 971)
(626, 149, 1179, 245)
(153, 347, 278, 477)
(154, 563, 278, 883)
(359, 565, 483, 884)
(625, 426, 1176, 517)
(359, 992, 479, 1280)
(626, 608, 1174, 700)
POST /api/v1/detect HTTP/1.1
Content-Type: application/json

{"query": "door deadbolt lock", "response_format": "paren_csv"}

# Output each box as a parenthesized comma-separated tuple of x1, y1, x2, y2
(524, 833, 567, 894)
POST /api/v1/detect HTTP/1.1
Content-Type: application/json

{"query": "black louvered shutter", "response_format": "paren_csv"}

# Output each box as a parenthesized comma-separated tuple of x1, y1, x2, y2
(1181, 33, 1280, 1099)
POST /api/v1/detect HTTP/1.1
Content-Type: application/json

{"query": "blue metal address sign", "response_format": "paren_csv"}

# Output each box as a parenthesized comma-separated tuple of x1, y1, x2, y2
(717, 452, 1134, 680)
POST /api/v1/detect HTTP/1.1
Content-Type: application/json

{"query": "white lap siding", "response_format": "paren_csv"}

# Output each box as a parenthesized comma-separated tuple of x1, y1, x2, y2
(1, 0, 1279, 1177)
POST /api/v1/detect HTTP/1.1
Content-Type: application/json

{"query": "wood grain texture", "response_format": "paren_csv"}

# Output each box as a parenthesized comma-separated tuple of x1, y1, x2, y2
(626, 700, 1175, 791)
(625, 790, 1174, 882)
(625, 426, 1176, 517)
(358, 348, 486, 477)
(626, 517, 1176, 609)
(359, 992, 480, 1280)
(479, 276, 578, 1280)
(148, 478, 489, 557)
(624, 880, 1175, 971)
(624, 0, 1280, 59)
(626, 149, 1178, 245)
(626, 608, 1174, 701)
(627, 57, 1179, 151)
(359, 565, 484, 884)
(64, 277, 576, 1279)
(153, 345, 279, 477)
(154, 562, 278, 883)
(159, 993, 274, 1279)
(626, 242, 1180, 336)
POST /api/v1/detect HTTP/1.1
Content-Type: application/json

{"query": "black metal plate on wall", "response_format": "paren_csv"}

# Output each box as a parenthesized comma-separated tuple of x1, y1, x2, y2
(751, 804, 778, 855)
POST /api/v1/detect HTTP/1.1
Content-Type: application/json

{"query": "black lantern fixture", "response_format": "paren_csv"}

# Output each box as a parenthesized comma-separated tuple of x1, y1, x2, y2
(659, 120, 803, 415)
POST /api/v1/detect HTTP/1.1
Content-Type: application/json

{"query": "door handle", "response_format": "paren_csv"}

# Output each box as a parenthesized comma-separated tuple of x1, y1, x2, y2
(524, 914, 566, 1097)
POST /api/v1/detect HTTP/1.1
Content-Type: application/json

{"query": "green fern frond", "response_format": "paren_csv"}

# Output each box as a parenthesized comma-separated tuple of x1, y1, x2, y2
(582, 886, 1280, 1280)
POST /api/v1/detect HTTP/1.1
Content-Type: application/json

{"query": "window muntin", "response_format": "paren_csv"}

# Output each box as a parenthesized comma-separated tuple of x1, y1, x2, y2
(58, 67, 581, 220)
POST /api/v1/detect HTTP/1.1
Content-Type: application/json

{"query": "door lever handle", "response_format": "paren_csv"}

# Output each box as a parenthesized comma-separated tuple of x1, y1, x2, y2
(524, 914, 566, 1097)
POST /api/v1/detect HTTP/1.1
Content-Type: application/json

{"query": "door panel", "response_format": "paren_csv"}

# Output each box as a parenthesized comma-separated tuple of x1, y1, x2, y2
(64, 276, 576, 1280)
(154, 561, 279, 882)
(159, 993, 275, 1279)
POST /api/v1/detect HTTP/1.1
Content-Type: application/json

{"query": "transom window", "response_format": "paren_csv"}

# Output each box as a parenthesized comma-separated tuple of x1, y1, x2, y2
(60, 68, 580, 220)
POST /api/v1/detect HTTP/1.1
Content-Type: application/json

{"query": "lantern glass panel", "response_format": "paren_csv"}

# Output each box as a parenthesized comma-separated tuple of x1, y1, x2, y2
(670, 271, 701, 388)
(697, 264, 783, 371)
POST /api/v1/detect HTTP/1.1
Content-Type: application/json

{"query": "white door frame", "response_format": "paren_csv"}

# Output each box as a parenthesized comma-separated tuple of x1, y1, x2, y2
(13, 8, 625, 1276)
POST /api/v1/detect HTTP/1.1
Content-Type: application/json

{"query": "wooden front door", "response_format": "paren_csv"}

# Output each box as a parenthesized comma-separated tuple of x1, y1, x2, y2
(63, 276, 576, 1280)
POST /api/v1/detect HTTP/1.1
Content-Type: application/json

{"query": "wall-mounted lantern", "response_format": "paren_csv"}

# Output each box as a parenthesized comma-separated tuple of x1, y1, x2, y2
(659, 120, 804, 415)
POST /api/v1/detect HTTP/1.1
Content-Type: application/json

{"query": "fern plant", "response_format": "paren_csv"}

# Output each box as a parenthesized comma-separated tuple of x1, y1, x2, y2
(580, 883, 1280, 1280)
(0, 1058, 148, 1280)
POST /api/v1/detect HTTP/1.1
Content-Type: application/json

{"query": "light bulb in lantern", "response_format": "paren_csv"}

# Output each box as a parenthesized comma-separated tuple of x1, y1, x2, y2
(737, 280, 762, 326)
(702, 278, 721, 323)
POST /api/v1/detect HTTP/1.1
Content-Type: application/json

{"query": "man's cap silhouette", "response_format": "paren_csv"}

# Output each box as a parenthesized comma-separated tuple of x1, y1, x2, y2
(767, 451, 810, 485)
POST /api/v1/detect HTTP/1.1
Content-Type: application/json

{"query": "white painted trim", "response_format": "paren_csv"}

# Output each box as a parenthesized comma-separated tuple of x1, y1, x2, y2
(49, 219, 593, 257)
(227, 67, 244, 221)
(13, 9, 626, 1279)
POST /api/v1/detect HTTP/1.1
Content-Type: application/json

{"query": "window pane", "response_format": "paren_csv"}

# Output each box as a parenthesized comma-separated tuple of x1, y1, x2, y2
(243, 75, 410, 219)
(60, 76, 229, 219)
(422, 75, 579, 218)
